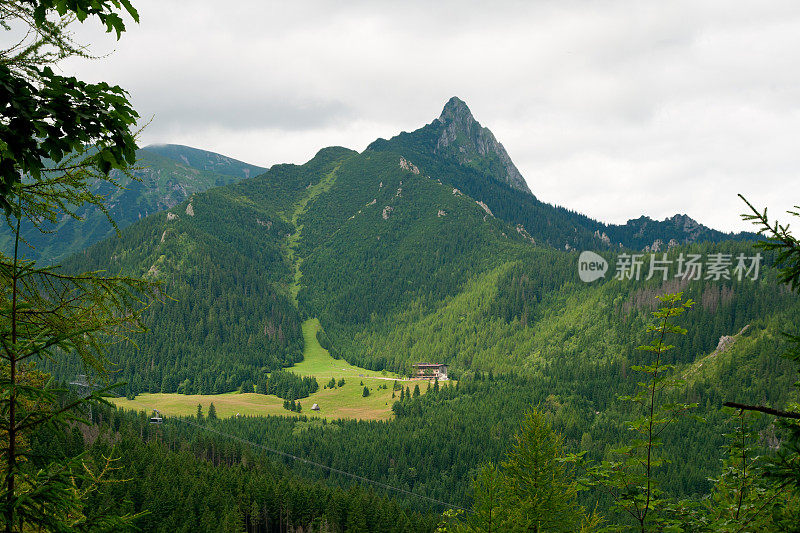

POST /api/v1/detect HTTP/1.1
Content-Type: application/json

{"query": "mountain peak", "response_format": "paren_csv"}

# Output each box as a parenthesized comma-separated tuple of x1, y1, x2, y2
(438, 96, 475, 124)
(433, 97, 531, 195)
(668, 213, 700, 228)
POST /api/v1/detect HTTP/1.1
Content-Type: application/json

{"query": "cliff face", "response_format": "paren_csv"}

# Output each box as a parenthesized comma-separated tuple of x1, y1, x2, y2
(434, 97, 531, 194)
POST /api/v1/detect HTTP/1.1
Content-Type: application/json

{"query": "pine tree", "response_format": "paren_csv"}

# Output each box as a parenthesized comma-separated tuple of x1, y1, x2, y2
(413, 384, 420, 398)
(458, 411, 600, 532)
(362, 386, 370, 398)
(196, 404, 204, 421)
(392, 401, 403, 416)
(207, 403, 217, 420)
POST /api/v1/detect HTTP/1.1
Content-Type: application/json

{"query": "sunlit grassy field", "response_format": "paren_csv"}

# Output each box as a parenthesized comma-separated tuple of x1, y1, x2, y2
(112, 318, 418, 421)
(112, 379, 402, 421)
(291, 318, 399, 380)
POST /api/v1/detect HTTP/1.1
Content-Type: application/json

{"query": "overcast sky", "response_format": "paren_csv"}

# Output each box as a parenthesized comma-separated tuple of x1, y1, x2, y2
(58, 0, 800, 232)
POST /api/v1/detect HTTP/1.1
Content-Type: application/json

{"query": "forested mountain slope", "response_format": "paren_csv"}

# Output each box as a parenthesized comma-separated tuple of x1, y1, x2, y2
(54, 144, 539, 394)
(54, 157, 313, 394)
(0, 145, 265, 264)
(49, 99, 784, 400)
(40, 98, 800, 529)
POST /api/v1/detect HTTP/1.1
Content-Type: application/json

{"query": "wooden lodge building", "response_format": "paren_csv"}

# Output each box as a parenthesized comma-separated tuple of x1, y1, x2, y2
(413, 363, 448, 380)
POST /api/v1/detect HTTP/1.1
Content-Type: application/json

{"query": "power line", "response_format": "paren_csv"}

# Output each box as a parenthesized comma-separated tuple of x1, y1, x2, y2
(112, 393, 470, 512)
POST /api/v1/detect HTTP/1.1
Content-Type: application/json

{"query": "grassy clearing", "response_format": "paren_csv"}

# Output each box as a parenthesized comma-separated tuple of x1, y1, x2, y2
(112, 318, 416, 421)
(112, 392, 286, 419)
(292, 319, 398, 381)
(111, 377, 402, 421)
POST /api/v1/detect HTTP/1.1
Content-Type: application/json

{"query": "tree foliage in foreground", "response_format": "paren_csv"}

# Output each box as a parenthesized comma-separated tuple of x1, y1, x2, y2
(0, 0, 139, 214)
(0, 1, 153, 530)
(727, 197, 800, 498)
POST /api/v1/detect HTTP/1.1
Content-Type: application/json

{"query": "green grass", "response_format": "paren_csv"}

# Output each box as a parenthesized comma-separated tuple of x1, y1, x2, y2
(112, 392, 287, 419)
(111, 378, 403, 421)
(112, 318, 416, 421)
(292, 318, 397, 380)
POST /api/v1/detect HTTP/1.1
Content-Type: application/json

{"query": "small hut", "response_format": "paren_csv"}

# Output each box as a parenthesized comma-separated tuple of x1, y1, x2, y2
(149, 410, 163, 424)
(311, 403, 320, 411)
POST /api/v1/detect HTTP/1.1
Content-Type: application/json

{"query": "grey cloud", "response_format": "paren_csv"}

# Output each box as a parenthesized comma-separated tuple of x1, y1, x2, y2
(60, 0, 800, 232)
(133, 91, 352, 132)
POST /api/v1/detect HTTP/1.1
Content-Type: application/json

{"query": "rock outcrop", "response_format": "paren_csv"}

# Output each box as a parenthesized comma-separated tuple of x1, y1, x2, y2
(434, 97, 531, 194)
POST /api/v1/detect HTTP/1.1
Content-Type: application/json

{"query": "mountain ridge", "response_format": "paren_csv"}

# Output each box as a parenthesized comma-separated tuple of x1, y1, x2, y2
(2, 99, 754, 267)
(0, 144, 266, 263)
(141, 143, 267, 179)
(367, 98, 753, 251)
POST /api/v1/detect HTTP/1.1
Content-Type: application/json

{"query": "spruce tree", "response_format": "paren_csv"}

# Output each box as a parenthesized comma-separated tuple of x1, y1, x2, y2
(207, 403, 217, 420)
(460, 411, 599, 532)
(344, 496, 368, 533)
(501, 411, 590, 531)
(575, 293, 695, 531)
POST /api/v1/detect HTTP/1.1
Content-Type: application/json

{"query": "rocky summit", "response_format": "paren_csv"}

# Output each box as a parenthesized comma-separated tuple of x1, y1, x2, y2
(434, 96, 531, 194)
